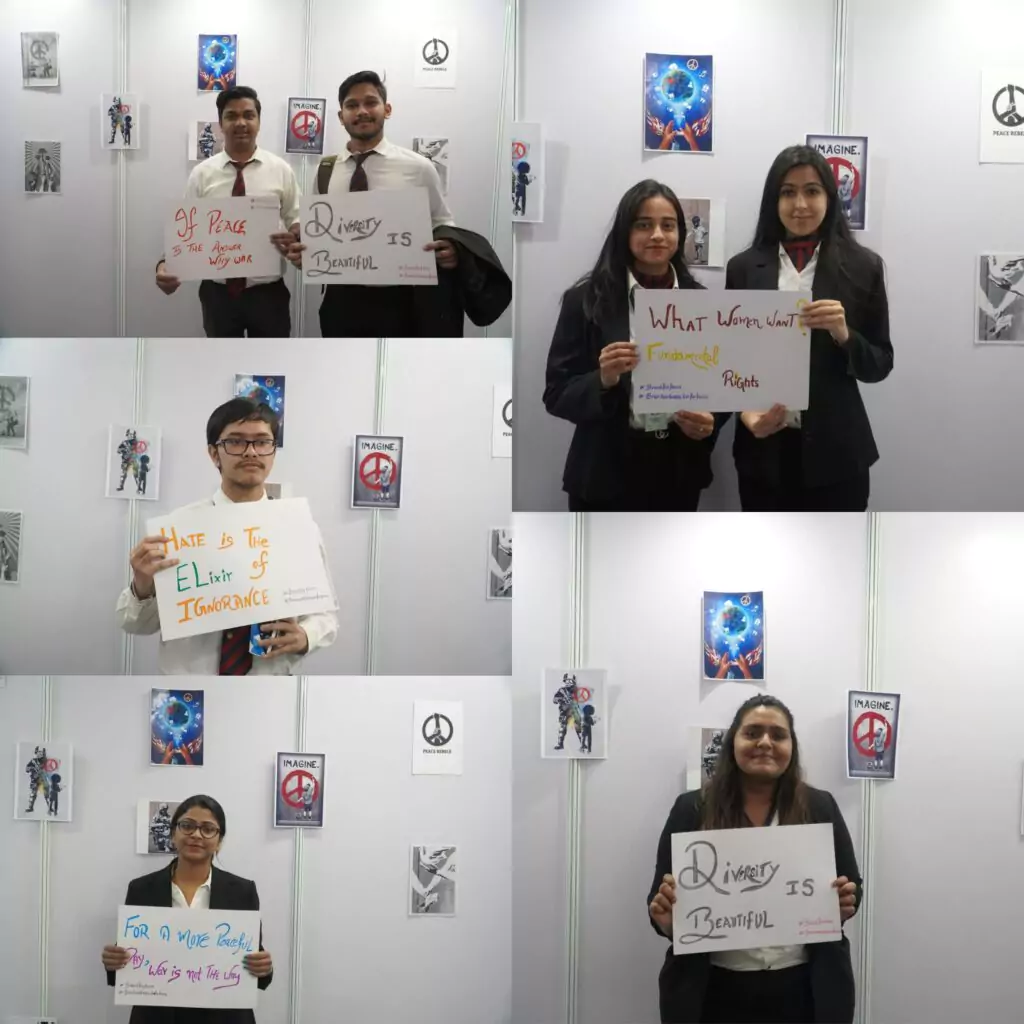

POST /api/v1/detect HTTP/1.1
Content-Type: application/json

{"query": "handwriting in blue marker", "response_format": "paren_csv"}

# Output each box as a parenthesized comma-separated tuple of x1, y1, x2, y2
(216, 922, 255, 954)
(177, 928, 210, 949)
(123, 914, 151, 940)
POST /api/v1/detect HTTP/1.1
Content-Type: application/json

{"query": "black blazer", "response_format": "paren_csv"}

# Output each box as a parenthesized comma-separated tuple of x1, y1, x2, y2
(106, 861, 272, 1024)
(647, 786, 862, 1024)
(543, 281, 729, 503)
(726, 245, 893, 488)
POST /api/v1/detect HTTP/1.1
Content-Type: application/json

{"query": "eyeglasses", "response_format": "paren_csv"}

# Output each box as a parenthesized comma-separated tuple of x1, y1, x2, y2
(214, 438, 277, 456)
(176, 819, 221, 839)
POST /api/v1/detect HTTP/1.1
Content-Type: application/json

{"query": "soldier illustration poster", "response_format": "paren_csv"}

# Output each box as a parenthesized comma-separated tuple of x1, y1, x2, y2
(151, 689, 205, 766)
(412, 137, 450, 195)
(189, 119, 226, 162)
(105, 424, 162, 501)
(977, 254, 1024, 343)
(410, 845, 457, 915)
(686, 726, 729, 791)
(979, 69, 1024, 163)
(285, 97, 327, 156)
(806, 134, 868, 231)
(197, 34, 238, 92)
(541, 668, 607, 759)
(21, 32, 59, 87)
(14, 742, 73, 822)
(510, 123, 545, 223)
(274, 752, 326, 828)
(24, 142, 61, 194)
(487, 528, 512, 600)
(352, 434, 404, 509)
(847, 691, 900, 780)
(0, 511, 22, 584)
(412, 700, 464, 776)
(703, 591, 765, 681)
(644, 54, 714, 153)
(101, 94, 141, 151)
(0, 375, 29, 449)
(136, 799, 182, 854)
(233, 374, 286, 446)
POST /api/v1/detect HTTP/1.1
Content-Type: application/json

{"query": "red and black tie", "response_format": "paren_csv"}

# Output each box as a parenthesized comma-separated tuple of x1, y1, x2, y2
(783, 238, 818, 274)
(226, 159, 252, 297)
(219, 627, 252, 675)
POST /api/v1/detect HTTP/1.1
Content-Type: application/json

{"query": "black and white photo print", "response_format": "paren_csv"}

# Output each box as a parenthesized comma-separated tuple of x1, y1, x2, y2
(24, 142, 61, 194)
(0, 511, 23, 584)
(409, 845, 457, 916)
(21, 32, 59, 87)
(412, 137, 450, 195)
(0, 376, 29, 449)
(977, 254, 1024, 343)
(487, 528, 512, 600)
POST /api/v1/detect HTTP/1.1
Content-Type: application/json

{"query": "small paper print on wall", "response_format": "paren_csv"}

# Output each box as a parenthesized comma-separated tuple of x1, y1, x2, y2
(136, 799, 183, 854)
(106, 425, 162, 501)
(151, 689, 205, 766)
(410, 845, 457, 915)
(233, 374, 286, 447)
(644, 54, 714, 153)
(511, 123, 544, 223)
(22, 32, 59, 87)
(542, 668, 607, 759)
(703, 591, 765, 681)
(0, 376, 30, 449)
(197, 34, 238, 92)
(102, 94, 141, 151)
(14, 742, 73, 822)
(415, 31, 458, 88)
(0, 511, 23, 584)
(977, 254, 1024, 344)
(806, 134, 868, 231)
(24, 142, 61, 194)
(412, 137, 450, 195)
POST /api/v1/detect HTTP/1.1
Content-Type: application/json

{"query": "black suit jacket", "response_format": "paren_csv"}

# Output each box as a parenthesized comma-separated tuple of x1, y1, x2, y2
(106, 861, 272, 1024)
(726, 245, 893, 488)
(543, 281, 729, 503)
(648, 785, 862, 1024)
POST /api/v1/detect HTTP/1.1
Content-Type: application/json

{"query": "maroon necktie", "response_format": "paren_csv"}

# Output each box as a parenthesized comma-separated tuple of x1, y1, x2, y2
(226, 160, 252, 297)
(219, 627, 252, 675)
(349, 152, 372, 192)
(783, 239, 817, 274)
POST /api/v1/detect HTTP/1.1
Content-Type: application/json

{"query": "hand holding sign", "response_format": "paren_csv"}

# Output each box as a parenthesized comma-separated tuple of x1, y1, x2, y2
(130, 535, 180, 599)
(599, 341, 640, 388)
(800, 299, 850, 344)
(649, 872, 677, 937)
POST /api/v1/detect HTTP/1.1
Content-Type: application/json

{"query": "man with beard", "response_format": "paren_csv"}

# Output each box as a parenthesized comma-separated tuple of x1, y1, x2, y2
(154, 86, 301, 337)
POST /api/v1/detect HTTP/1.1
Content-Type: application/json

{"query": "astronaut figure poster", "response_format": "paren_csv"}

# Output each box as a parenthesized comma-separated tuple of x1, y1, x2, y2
(686, 726, 729, 791)
(105, 424, 162, 501)
(24, 142, 61, 194)
(286, 98, 327, 156)
(197, 35, 238, 92)
(151, 689, 205, 766)
(14, 742, 73, 822)
(541, 668, 607, 760)
(102, 94, 141, 151)
(806, 134, 868, 230)
(0, 376, 30, 449)
(703, 591, 765, 681)
(977, 254, 1024, 343)
(274, 752, 326, 828)
(487, 528, 513, 600)
(846, 690, 900, 780)
(21, 32, 59, 87)
(412, 137, 450, 195)
(410, 845, 457, 915)
(510, 123, 544, 223)
(0, 511, 23, 584)
(233, 374, 286, 446)
(352, 435, 404, 509)
(644, 54, 714, 153)
(136, 799, 183, 854)
(189, 119, 226, 162)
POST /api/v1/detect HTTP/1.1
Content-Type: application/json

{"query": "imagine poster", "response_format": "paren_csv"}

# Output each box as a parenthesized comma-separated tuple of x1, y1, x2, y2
(410, 845, 457, 915)
(846, 690, 900, 780)
(644, 53, 714, 153)
(24, 142, 61, 194)
(0, 376, 29, 449)
(151, 689, 205, 766)
(352, 434, 404, 509)
(806, 134, 868, 231)
(274, 752, 325, 827)
(0, 510, 23, 585)
(14, 742, 72, 822)
(197, 34, 238, 92)
(105, 424, 162, 501)
(102, 94, 141, 151)
(703, 591, 765, 681)
(286, 97, 327, 156)
(541, 668, 607, 760)
(412, 137, 450, 195)
(21, 32, 59, 87)
(977, 254, 1024, 344)
(233, 374, 286, 447)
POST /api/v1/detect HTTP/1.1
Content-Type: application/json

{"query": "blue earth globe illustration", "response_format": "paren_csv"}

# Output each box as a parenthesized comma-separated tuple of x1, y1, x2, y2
(720, 605, 748, 637)
(163, 699, 190, 730)
(661, 68, 695, 105)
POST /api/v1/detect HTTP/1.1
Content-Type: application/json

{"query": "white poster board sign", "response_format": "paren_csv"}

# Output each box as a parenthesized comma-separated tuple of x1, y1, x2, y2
(114, 906, 260, 1008)
(299, 189, 437, 286)
(631, 290, 812, 413)
(671, 822, 841, 955)
(164, 196, 282, 281)
(146, 497, 336, 641)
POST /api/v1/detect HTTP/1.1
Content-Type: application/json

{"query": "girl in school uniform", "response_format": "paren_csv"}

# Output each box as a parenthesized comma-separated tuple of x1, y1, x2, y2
(727, 145, 893, 511)
(544, 179, 728, 511)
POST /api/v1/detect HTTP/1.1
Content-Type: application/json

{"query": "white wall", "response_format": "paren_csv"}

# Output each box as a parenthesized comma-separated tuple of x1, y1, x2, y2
(1, 0, 512, 339)
(0, 337, 512, 676)
(0, 676, 513, 1024)
(512, 0, 837, 511)
(512, 513, 869, 1024)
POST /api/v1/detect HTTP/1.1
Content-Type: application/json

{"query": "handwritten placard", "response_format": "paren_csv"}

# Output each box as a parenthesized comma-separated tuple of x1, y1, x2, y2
(146, 497, 336, 641)
(165, 196, 282, 281)
(631, 290, 812, 413)
(114, 906, 260, 1008)
(299, 188, 437, 286)
(671, 822, 842, 955)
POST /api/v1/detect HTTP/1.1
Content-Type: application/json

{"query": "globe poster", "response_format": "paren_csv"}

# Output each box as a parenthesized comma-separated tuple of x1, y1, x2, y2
(702, 591, 765, 681)
(644, 53, 714, 153)
(150, 689, 205, 766)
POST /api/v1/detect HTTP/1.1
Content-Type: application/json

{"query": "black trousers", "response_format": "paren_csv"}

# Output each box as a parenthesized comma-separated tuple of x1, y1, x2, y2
(198, 279, 292, 338)
(700, 964, 814, 1024)
(319, 283, 418, 337)
(738, 428, 869, 512)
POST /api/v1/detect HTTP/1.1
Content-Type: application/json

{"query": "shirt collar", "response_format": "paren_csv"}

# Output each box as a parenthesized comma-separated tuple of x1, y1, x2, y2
(215, 146, 263, 168)
(778, 241, 820, 274)
(212, 486, 269, 505)
(171, 862, 213, 890)
(627, 264, 679, 295)
(344, 137, 393, 161)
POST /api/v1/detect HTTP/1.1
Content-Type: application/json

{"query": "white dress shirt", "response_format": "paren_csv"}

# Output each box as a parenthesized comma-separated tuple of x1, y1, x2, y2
(709, 810, 809, 972)
(115, 487, 338, 675)
(183, 146, 301, 288)
(627, 266, 680, 432)
(171, 868, 212, 910)
(777, 243, 819, 429)
(322, 137, 455, 229)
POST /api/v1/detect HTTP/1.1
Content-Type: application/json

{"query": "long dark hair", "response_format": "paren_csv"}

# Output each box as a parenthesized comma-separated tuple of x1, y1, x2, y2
(753, 145, 880, 307)
(699, 695, 810, 830)
(572, 179, 701, 324)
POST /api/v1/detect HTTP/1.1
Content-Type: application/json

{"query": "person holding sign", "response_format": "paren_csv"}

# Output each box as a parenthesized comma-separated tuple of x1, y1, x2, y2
(543, 180, 729, 510)
(102, 795, 272, 1022)
(155, 86, 301, 338)
(727, 145, 893, 512)
(647, 695, 861, 1023)
(286, 70, 511, 337)
(115, 398, 338, 673)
